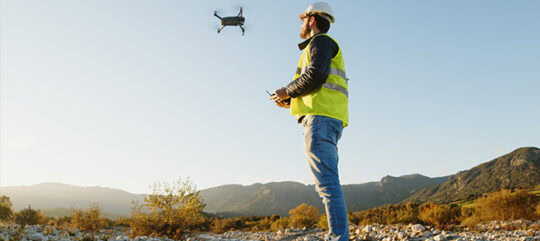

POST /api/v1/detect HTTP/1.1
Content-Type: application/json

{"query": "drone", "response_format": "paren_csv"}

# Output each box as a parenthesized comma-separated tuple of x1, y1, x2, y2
(214, 7, 245, 36)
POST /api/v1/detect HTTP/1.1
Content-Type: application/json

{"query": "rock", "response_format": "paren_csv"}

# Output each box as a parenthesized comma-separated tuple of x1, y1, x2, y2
(362, 225, 373, 233)
(304, 235, 318, 241)
(396, 231, 407, 240)
(26, 232, 45, 241)
(433, 234, 447, 241)
(411, 224, 425, 233)
(423, 231, 432, 237)
(134, 236, 147, 241)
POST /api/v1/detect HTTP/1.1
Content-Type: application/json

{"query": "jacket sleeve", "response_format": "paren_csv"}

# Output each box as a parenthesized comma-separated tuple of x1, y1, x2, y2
(285, 35, 338, 98)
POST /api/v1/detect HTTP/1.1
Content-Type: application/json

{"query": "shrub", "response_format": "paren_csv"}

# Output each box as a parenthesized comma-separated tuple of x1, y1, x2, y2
(209, 217, 243, 233)
(270, 217, 289, 231)
(418, 203, 461, 228)
(253, 216, 274, 232)
(15, 205, 46, 225)
(316, 215, 328, 230)
(462, 189, 537, 226)
(288, 203, 320, 229)
(70, 204, 106, 233)
(130, 177, 206, 240)
(351, 202, 421, 225)
(0, 196, 14, 223)
(47, 216, 71, 228)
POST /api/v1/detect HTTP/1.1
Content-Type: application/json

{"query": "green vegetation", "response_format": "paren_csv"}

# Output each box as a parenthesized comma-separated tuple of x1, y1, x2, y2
(206, 204, 324, 233)
(0, 196, 14, 223)
(70, 204, 107, 233)
(0, 177, 536, 236)
(316, 215, 328, 230)
(129, 178, 207, 240)
(288, 203, 320, 229)
(418, 203, 461, 228)
(15, 205, 47, 225)
(462, 188, 537, 226)
(350, 188, 538, 228)
(350, 202, 422, 226)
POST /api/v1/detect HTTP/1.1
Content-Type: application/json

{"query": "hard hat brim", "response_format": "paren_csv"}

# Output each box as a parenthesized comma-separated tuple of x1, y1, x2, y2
(298, 11, 335, 24)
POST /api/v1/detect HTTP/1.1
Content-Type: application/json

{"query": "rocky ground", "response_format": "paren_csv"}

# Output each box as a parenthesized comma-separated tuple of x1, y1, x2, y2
(1, 220, 539, 241)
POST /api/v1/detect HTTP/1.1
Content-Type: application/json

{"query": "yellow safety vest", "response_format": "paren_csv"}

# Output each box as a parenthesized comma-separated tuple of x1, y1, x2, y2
(290, 33, 349, 127)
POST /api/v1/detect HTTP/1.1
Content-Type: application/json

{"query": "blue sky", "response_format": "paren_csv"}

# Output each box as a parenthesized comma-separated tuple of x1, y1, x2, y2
(1, 1, 538, 194)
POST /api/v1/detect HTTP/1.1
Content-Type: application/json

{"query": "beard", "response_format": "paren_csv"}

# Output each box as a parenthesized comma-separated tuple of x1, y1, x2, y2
(300, 23, 311, 39)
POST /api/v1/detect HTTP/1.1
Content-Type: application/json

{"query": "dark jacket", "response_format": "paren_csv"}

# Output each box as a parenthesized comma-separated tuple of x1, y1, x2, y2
(285, 33, 339, 98)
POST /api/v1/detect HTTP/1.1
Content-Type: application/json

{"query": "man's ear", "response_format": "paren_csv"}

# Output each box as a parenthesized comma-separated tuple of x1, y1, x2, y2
(309, 16, 316, 27)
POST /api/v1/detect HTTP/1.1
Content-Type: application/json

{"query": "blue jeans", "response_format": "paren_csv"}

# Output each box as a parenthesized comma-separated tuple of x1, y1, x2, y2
(302, 115, 348, 241)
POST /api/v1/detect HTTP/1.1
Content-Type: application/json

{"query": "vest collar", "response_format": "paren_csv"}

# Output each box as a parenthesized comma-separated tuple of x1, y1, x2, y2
(297, 33, 325, 50)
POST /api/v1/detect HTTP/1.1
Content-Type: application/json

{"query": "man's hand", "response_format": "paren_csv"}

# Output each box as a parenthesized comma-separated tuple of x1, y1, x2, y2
(275, 100, 290, 109)
(274, 87, 290, 101)
(270, 87, 291, 109)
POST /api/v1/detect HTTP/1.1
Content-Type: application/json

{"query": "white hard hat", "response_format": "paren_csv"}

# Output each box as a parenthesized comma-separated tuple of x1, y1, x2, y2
(299, 2, 335, 24)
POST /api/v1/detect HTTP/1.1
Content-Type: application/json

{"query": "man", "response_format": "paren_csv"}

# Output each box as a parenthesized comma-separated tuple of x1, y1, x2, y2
(270, 2, 349, 241)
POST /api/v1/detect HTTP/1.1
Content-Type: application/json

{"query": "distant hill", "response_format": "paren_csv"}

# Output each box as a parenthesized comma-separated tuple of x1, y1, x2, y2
(406, 147, 540, 203)
(0, 182, 145, 218)
(2, 147, 538, 218)
(200, 174, 449, 216)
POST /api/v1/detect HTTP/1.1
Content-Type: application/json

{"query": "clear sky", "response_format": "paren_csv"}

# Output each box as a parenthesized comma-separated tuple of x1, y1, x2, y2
(1, 1, 539, 195)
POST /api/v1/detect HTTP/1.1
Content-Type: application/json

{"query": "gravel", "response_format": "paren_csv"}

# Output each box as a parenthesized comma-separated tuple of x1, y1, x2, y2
(1, 220, 538, 241)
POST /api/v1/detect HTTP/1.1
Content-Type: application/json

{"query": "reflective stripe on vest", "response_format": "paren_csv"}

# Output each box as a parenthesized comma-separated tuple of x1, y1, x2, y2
(295, 67, 348, 81)
(295, 67, 349, 96)
(323, 82, 348, 97)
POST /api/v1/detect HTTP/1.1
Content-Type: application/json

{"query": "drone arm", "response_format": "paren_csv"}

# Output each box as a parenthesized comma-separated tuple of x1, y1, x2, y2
(239, 25, 245, 36)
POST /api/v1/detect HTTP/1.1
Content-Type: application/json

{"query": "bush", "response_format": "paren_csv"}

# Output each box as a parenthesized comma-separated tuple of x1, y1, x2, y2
(316, 215, 328, 230)
(130, 177, 206, 240)
(288, 203, 320, 229)
(70, 204, 106, 233)
(47, 216, 71, 228)
(15, 205, 46, 225)
(351, 202, 421, 225)
(253, 216, 274, 232)
(462, 189, 537, 226)
(418, 203, 461, 228)
(0, 196, 14, 223)
(270, 217, 289, 231)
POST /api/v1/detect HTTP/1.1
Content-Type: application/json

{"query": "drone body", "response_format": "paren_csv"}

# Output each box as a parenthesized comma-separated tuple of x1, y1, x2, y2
(214, 7, 245, 35)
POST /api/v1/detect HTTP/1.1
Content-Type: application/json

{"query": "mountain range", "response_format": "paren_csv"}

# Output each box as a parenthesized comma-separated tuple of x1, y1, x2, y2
(1, 147, 538, 218)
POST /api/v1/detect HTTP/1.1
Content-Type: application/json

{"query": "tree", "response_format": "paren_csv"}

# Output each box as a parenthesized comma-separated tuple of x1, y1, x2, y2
(15, 205, 46, 225)
(70, 203, 106, 233)
(0, 195, 14, 223)
(288, 203, 320, 229)
(130, 177, 206, 240)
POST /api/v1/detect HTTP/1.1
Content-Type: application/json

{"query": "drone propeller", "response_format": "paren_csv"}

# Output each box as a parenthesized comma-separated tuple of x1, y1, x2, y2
(213, 8, 223, 17)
